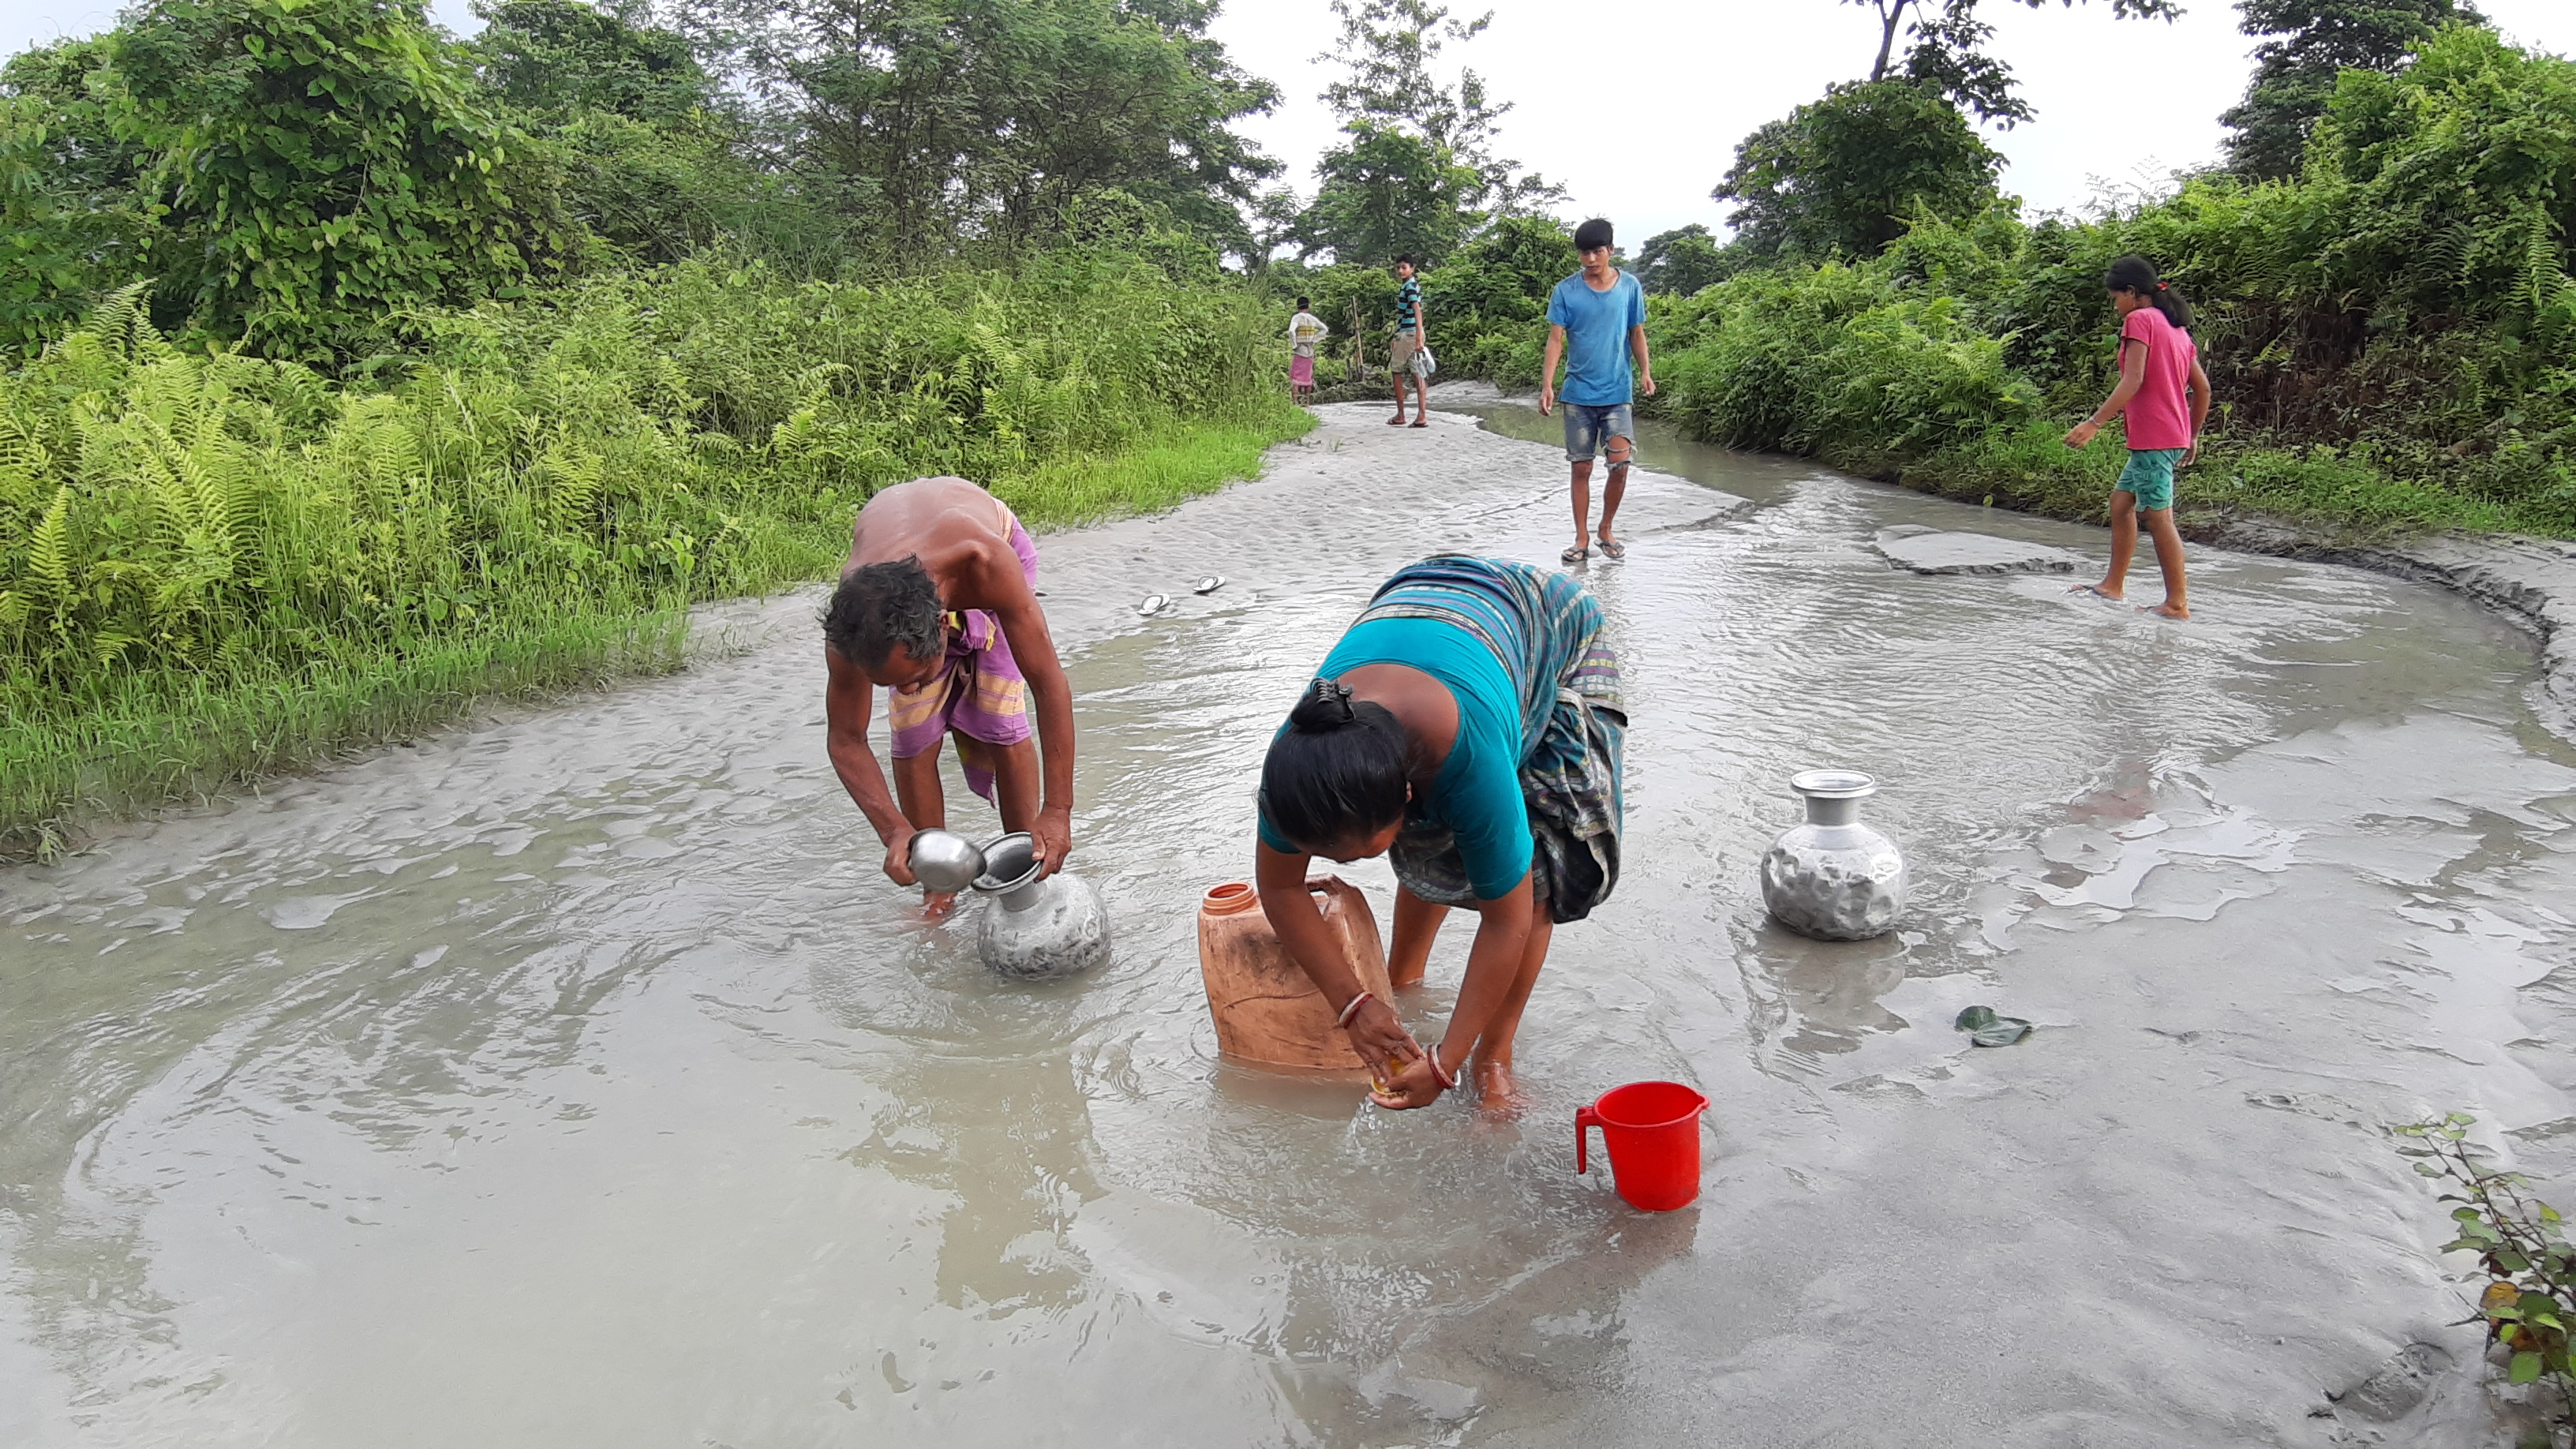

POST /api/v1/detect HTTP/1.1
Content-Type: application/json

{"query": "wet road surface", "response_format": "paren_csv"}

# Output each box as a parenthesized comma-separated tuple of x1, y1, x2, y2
(6, 401, 2575, 1446)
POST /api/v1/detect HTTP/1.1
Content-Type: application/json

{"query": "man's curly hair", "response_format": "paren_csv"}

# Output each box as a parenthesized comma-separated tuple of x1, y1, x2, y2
(822, 556, 945, 668)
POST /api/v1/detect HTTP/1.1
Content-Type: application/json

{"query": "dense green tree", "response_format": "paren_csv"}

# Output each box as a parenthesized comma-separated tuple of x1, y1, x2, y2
(470, 0, 712, 123)
(1634, 223, 1748, 295)
(1714, 80, 2004, 258)
(1300, 123, 1481, 266)
(2219, 0, 2485, 179)
(1290, 0, 1560, 266)
(107, 0, 571, 353)
(1844, 0, 2181, 125)
(680, 0, 1279, 258)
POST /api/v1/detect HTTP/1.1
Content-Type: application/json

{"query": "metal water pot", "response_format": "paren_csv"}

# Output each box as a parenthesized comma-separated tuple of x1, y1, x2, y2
(1759, 769, 1908, 942)
(970, 833, 1112, 979)
(906, 828, 986, 894)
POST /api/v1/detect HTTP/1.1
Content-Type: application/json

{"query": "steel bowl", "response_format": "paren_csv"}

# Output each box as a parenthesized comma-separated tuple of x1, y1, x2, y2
(907, 829, 986, 894)
(970, 831, 1043, 897)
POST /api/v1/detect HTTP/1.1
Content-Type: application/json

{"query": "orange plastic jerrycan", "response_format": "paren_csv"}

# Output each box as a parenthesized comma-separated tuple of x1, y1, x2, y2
(1576, 1081, 1710, 1211)
(1196, 878, 1392, 1077)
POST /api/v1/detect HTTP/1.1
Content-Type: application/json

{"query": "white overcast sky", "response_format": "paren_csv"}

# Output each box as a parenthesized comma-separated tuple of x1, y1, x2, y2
(3, 0, 2570, 243)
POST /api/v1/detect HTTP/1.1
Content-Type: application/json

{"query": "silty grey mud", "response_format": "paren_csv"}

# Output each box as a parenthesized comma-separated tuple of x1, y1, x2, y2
(6, 399, 2576, 1446)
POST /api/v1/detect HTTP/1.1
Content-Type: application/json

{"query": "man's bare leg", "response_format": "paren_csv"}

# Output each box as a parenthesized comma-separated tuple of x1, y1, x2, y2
(2079, 490, 2139, 601)
(1410, 373, 1430, 425)
(1388, 885, 1449, 990)
(1470, 892, 1555, 1115)
(891, 747, 957, 912)
(1390, 371, 1410, 425)
(2141, 507, 2192, 619)
(1568, 458, 1595, 557)
(1597, 435, 1632, 553)
(982, 734, 1042, 833)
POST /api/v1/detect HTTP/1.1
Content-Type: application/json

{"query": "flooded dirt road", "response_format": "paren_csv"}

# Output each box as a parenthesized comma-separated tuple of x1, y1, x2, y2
(8, 400, 2576, 1446)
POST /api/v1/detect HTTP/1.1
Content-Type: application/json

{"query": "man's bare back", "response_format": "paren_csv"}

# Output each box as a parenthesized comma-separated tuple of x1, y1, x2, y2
(845, 476, 1021, 605)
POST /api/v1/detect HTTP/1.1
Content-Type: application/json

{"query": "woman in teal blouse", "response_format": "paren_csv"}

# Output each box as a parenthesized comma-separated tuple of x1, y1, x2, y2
(1255, 555, 1625, 1110)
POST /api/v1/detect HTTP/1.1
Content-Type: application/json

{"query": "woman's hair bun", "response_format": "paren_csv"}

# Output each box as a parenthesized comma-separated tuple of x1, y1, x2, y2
(1288, 677, 1358, 732)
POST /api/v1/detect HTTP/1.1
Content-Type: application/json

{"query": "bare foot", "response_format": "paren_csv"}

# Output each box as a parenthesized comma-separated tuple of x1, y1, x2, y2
(1471, 1059, 1526, 1118)
(1388, 962, 1426, 991)
(1387, 412, 1409, 425)
(2145, 601, 2191, 620)
(923, 889, 961, 919)
(2071, 582, 2125, 601)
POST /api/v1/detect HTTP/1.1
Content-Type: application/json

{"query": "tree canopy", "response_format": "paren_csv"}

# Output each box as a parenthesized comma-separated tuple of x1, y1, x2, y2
(1634, 224, 1741, 296)
(1714, 79, 2005, 258)
(1845, 0, 2181, 125)
(2219, 0, 2486, 179)
(1286, 0, 1560, 266)
(680, 0, 1280, 258)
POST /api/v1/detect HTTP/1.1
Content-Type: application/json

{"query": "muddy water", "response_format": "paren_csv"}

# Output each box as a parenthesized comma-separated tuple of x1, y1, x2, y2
(8, 401, 2576, 1446)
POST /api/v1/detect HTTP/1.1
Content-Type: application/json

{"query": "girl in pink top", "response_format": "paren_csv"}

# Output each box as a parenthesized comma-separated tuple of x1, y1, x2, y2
(2065, 256, 2211, 620)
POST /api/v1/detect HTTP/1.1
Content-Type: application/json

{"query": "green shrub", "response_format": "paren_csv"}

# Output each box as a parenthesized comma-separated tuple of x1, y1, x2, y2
(0, 249, 1307, 852)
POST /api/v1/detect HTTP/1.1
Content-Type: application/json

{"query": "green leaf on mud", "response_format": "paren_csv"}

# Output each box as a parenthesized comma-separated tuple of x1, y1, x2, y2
(1953, 1005, 2033, 1046)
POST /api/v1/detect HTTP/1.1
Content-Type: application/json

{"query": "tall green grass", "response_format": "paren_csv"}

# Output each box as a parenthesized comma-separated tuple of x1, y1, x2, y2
(0, 253, 1308, 855)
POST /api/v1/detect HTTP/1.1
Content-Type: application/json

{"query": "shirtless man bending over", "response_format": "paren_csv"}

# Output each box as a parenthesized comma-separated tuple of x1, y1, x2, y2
(822, 476, 1075, 909)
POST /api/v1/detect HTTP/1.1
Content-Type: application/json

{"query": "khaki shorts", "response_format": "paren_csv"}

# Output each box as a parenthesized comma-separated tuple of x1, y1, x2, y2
(1389, 332, 1421, 369)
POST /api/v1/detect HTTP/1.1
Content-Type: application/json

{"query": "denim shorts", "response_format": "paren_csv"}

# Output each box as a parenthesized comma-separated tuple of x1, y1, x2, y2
(1563, 402, 1635, 462)
(2116, 447, 2184, 511)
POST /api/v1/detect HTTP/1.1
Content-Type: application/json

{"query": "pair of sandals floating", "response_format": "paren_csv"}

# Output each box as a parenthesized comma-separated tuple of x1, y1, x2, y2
(1563, 537, 1626, 564)
(1387, 414, 1428, 428)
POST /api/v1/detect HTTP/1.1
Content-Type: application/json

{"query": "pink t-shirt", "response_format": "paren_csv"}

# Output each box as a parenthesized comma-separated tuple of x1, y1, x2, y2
(2118, 305, 2198, 451)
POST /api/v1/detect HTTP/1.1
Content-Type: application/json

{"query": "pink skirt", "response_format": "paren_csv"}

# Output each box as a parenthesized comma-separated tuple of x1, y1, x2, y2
(1290, 354, 1315, 388)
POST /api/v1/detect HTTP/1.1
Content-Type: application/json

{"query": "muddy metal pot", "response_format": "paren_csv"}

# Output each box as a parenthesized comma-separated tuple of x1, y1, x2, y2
(1196, 877, 1391, 1077)
(1760, 769, 1908, 942)
(970, 833, 1111, 979)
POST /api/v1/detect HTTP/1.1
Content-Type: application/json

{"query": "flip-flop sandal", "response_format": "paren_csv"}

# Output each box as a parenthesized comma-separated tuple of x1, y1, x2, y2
(2069, 584, 2122, 601)
(1387, 414, 1408, 425)
(1409, 418, 1428, 428)
(1596, 537, 1626, 560)
(1560, 545, 1589, 564)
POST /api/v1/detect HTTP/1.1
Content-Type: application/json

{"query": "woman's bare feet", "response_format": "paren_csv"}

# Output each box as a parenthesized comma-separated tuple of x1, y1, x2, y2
(2145, 600, 2191, 620)
(2071, 582, 2124, 601)
(923, 889, 961, 918)
(1471, 1058, 1526, 1118)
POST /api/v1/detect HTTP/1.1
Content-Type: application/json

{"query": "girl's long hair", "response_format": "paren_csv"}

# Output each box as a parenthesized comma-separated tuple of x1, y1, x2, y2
(2105, 254, 2192, 331)
(1260, 678, 1408, 850)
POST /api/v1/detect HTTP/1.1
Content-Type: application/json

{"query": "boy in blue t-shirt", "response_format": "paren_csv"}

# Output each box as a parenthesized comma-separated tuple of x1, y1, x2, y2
(1539, 217, 1653, 563)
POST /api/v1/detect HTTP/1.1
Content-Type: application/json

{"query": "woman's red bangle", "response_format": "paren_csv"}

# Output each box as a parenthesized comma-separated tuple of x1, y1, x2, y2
(1425, 1050, 1458, 1091)
(1335, 991, 1375, 1029)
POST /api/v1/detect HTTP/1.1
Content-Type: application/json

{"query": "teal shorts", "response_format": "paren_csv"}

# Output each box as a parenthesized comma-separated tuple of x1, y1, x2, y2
(2116, 447, 2184, 511)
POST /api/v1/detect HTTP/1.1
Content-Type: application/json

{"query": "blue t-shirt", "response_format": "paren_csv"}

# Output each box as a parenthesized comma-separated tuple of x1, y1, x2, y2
(1256, 616, 1530, 900)
(1395, 276, 1422, 334)
(1546, 270, 1646, 406)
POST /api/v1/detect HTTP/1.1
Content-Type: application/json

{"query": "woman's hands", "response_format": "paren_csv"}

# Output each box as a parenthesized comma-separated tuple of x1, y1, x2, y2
(1343, 994, 1432, 1101)
(1368, 1051, 1448, 1109)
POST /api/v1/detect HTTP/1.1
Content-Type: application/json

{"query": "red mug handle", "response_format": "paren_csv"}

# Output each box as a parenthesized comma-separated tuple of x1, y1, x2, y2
(1576, 1105, 1600, 1174)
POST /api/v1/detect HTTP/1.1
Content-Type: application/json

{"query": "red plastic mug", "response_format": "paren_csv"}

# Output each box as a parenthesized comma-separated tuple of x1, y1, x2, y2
(1576, 1080, 1709, 1211)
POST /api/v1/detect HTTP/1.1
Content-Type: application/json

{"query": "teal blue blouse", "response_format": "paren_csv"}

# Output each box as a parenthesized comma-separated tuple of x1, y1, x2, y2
(1257, 615, 1531, 899)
